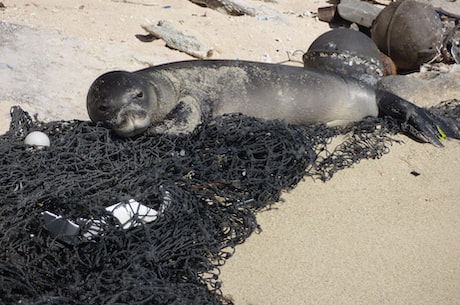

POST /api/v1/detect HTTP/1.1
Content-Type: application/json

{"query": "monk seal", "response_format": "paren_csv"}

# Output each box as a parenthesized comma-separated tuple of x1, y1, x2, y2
(87, 60, 459, 147)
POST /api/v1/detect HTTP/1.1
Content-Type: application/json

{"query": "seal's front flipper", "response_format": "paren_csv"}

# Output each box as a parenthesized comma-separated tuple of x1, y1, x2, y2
(377, 91, 460, 147)
(148, 95, 204, 135)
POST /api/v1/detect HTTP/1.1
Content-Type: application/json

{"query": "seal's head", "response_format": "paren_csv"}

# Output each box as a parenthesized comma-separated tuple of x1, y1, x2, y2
(87, 71, 156, 137)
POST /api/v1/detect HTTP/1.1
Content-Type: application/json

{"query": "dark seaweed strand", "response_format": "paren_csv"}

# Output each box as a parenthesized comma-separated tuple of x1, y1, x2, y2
(0, 102, 455, 304)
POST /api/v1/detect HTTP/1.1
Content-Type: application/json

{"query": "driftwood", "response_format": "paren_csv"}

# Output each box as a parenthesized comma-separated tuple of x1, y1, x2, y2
(189, 0, 282, 18)
(141, 20, 213, 59)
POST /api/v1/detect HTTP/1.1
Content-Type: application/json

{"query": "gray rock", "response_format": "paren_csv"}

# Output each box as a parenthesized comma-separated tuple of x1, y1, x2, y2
(337, 0, 383, 28)
(377, 64, 460, 107)
(0, 22, 159, 123)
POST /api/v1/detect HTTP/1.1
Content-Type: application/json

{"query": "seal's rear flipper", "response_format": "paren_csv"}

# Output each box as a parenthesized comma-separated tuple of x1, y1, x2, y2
(377, 91, 460, 147)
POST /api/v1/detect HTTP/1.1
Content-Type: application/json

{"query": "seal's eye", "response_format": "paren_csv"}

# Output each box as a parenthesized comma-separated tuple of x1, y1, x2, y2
(98, 105, 108, 112)
(136, 91, 144, 98)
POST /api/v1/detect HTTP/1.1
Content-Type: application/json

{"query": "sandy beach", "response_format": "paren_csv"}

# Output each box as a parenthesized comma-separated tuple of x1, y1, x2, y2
(1, 1, 459, 304)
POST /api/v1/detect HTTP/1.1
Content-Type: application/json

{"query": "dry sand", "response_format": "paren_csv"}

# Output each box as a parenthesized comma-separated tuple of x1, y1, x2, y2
(1, 1, 459, 304)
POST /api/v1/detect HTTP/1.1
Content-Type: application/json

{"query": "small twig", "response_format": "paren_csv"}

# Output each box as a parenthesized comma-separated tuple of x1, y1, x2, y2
(111, 0, 159, 7)
(276, 49, 305, 65)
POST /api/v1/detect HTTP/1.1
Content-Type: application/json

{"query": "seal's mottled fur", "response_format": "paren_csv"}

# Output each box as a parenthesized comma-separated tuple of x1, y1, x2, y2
(87, 60, 459, 146)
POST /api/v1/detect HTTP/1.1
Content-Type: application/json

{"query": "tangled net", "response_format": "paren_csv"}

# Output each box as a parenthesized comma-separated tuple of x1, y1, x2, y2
(0, 101, 457, 304)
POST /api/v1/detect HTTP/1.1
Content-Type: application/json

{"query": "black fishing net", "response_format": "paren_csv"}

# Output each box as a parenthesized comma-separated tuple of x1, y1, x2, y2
(0, 101, 458, 304)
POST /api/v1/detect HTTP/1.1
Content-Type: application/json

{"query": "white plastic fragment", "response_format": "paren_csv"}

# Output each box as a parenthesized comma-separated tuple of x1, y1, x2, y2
(105, 199, 158, 230)
(77, 218, 106, 240)
(451, 43, 460, 64)
(42, 211, 80, 237)
(159, 187, 172, 214)
(42, 198, 163, 243)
